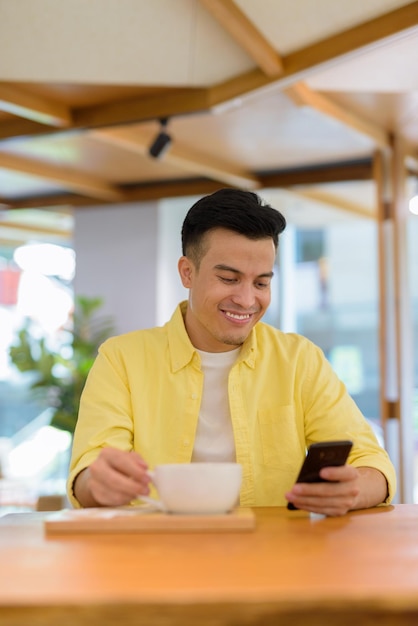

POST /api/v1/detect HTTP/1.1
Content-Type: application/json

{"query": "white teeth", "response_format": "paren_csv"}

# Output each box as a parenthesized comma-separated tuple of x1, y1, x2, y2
(225, 312, 250, 320)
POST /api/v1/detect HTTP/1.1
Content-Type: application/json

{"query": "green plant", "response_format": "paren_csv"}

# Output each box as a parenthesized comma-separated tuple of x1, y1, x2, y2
(9, 295, 114, 434)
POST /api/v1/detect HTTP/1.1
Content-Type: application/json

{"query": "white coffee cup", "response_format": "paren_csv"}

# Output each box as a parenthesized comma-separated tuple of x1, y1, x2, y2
(140, 462, 242, 515)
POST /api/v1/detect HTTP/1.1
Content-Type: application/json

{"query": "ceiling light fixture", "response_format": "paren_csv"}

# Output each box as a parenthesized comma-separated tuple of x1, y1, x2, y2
(410, 194, 418, 215)
(148, 118, 172, 159)
(409, 176, 418, 215)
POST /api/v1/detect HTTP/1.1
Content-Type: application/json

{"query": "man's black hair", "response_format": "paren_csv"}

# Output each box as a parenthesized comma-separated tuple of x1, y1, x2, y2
(181, 188, 286, 265)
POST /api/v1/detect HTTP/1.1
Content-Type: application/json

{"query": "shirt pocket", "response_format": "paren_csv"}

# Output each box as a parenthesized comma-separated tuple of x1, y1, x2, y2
(258, 405, 301, 468)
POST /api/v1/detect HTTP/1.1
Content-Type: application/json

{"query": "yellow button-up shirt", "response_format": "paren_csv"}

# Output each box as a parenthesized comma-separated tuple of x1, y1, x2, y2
(68, 302, 396, 508)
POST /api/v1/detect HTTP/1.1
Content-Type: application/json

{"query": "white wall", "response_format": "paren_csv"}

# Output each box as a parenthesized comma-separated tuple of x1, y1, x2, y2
(74, 202, 159, 334)
(156, 196, 196, 326)
(74, 196, 200, 334)
(327, 221, 378, 306)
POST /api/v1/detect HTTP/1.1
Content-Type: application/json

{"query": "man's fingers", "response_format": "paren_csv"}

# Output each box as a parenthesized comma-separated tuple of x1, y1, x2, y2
(319, 464, 358, 482)
(88, 448, 151, 506)
(286, 465, 361, 516)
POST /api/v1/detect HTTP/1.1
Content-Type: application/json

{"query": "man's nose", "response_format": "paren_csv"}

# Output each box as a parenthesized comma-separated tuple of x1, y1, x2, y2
(232, 282, 256, 308)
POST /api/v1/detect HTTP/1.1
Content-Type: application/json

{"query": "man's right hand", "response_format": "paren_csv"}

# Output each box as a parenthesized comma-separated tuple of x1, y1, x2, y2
(73, 447, 151, 507)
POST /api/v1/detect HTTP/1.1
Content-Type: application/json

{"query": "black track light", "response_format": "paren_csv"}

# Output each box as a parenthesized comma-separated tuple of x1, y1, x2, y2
(149, 118, 172, 159)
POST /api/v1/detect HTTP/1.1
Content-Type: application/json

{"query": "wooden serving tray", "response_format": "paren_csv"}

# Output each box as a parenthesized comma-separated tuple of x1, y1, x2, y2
(44, 506, 256, 534)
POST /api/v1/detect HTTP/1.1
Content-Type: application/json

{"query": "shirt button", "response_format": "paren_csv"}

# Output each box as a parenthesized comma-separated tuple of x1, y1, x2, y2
(191, 393, 197, 400)
(183, 439, 190, 446)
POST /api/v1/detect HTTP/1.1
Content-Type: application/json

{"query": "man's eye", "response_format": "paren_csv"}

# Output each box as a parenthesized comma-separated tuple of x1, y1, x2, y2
(219, 276, 236, 283)
(256, 282, 270, 289)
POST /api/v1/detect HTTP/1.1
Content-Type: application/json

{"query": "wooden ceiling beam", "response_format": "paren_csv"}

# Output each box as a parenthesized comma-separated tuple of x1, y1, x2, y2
(284, 1, 418, 85)
(164, 145, 260, 189)
(3, 160, 374, 209)
(261, 160, 373, 187)
(211, 3, 418, 104)
(74, 88, 211, 128)
(4, 180, 228, 209)
(4, 193, 107, 210)
(0, 4, 416, 141)
(285, 82, 390, 149)
(0, 117, 57, 141)
(294, 189, 375, 219)
(107, 179, 229, 203)
(0, 219, 70, 237)
(0, 152, 123, 202)
(90, 128, 261, 189)
(0, 83, 72, 127)
(0, 89, 212, 140)
(199, 0, 283, 77)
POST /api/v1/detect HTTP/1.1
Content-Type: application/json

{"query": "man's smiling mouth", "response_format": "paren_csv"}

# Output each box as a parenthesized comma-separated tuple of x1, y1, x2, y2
(224, 311, 252, 320)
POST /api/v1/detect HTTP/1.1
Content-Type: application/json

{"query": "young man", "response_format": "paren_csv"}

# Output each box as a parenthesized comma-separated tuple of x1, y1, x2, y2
(68, 188, 396, 516)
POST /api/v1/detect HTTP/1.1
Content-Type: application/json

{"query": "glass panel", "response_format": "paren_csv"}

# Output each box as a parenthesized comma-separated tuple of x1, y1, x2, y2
(0, 210, 74, 510)
(278, 216, 382, 440)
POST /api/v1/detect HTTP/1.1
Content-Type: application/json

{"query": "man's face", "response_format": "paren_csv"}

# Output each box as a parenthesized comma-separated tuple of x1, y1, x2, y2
(178, 228, 276, 352)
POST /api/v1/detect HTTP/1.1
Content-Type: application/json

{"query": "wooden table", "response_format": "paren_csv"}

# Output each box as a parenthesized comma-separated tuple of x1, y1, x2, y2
(1, 505, 418, 626)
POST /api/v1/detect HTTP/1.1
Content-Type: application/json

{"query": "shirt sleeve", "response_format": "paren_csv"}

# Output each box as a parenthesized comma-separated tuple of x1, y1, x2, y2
(67, 338, 134, 508)
(300, 340, 397, 503)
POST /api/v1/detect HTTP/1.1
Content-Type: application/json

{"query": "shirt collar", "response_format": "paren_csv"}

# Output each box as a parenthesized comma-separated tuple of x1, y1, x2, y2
(167, 301, 257, 372)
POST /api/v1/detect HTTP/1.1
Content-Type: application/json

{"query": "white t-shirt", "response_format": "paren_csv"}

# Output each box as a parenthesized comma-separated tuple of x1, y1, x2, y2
(191, 348, 240, 462)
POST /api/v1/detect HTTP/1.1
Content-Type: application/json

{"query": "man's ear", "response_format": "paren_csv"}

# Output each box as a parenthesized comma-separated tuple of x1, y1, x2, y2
(178, 256, 194, 288)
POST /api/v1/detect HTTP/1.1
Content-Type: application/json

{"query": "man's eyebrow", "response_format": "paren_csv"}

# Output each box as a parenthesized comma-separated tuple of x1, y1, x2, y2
(214, 264, 274, 278)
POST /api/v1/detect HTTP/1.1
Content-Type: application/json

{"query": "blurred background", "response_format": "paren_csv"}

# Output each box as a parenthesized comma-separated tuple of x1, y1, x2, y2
(1, 0, 417, 509)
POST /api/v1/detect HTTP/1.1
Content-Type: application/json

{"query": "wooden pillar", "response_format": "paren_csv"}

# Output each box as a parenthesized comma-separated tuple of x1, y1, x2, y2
(392, 136, 414, 503)
(374, 139, 414, 503)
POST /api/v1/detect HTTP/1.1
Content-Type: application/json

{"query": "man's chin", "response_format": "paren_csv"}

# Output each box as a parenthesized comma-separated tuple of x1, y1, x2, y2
(221, 334, 247, 347)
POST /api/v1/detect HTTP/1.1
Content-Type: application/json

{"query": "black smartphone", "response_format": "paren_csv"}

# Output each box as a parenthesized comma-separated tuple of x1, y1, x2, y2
(287, 440, 353, 510)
